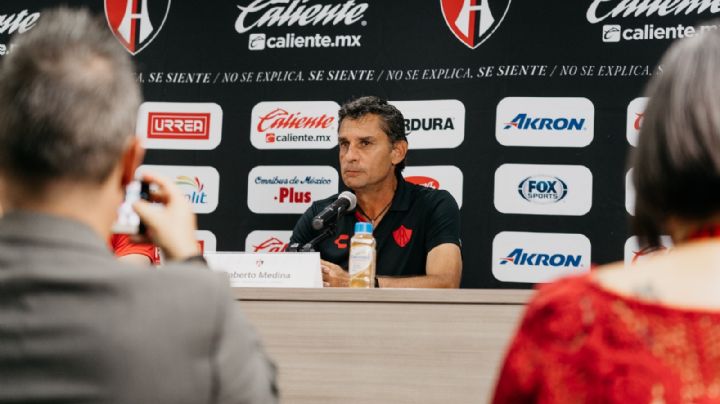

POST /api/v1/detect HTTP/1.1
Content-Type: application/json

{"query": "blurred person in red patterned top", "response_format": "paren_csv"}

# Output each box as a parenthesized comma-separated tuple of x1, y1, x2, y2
(493, 26, 720, 404)
(110, 234, 160, 265)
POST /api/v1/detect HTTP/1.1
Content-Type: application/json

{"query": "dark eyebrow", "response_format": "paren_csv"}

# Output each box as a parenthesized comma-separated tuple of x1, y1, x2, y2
(338, 135, 375, 143)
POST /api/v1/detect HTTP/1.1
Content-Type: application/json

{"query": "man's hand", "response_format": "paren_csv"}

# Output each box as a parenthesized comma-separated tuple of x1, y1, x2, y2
(132, 173, 200, 261)
(321, 260, 350, 287)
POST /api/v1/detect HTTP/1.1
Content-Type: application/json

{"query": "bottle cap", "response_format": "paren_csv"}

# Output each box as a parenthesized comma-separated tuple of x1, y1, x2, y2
(354, 222, 373, 234)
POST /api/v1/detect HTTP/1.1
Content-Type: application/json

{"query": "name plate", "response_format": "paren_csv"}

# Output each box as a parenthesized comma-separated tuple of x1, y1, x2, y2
(204, 252, 322, 288)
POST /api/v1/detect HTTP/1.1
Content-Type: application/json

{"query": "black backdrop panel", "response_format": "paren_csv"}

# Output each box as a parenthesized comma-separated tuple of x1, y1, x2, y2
(1, 1, 713, 288)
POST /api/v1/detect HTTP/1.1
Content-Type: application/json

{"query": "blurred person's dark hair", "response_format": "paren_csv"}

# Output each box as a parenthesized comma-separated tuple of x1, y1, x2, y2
(0, 7, 140, 187)
(632, 23, 720, 247)
(338, 96, 407, 175)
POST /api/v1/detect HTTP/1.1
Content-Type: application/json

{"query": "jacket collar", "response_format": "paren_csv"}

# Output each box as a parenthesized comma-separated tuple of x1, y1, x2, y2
(0, 211, 110, 254)
(389, 176, 412, 212)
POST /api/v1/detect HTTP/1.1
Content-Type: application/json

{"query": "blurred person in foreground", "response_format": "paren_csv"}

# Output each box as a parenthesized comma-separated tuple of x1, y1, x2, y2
(493, 27, 720, 404)
(290, 96, 462, 288)
(0, 8, 277, 404)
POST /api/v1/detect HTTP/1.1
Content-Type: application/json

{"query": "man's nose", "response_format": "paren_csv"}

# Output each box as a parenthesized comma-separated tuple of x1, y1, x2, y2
(343, 143, 358, 161)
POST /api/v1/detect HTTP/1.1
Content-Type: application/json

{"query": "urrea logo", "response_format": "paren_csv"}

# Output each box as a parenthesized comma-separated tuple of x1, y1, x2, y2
(440, 0, 512, 49)
(105, 0, 171, 55)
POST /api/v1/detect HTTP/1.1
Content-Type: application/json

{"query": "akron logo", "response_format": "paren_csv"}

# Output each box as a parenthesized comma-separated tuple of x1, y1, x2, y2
(440, 0, 511, 49)
(105, 0, 171, 55)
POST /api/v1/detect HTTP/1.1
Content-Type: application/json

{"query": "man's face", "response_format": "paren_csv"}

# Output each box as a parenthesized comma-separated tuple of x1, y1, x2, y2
(338, 114, 405, 192)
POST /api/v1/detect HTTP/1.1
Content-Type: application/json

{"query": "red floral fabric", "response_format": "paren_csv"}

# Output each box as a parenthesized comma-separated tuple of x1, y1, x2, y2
(493, 274, 720, 404)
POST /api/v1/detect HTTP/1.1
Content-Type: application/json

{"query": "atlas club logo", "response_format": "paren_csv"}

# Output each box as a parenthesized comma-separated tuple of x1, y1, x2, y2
(440, 0, 512, 49)
(105, 0, 171, 55)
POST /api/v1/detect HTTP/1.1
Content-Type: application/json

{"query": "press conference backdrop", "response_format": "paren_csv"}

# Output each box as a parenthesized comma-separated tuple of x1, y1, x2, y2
(0, 0, 705, 288)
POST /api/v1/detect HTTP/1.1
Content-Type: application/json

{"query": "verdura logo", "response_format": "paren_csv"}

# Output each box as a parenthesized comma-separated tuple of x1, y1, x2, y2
(235, 0, 369, 33)
(404, 118, 455, 132)
(586, 0, 720, 23)
(391, 100, 465, 149)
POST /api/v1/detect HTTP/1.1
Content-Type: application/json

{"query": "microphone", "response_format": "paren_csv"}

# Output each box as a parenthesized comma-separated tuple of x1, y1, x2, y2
(312, 191, 357, 230)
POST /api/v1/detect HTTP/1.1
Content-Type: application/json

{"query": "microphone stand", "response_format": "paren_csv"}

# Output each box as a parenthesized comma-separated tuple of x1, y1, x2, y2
(298, 223, 336, 252)
(288, 210, 342, 252)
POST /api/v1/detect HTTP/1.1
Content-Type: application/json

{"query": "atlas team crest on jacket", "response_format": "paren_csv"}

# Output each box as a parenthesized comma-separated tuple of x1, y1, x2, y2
(440, 0, 511, 49)
(105, 0, 171, 55)
(393, 225, 413, 248)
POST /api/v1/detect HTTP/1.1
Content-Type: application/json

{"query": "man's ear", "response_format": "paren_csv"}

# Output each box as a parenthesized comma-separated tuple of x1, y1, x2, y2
(119, 137, 144, 187)
(391, 139, 408, 166)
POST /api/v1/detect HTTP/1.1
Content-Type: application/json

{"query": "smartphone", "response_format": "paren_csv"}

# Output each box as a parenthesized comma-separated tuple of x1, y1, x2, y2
(111, 180, 150, 235)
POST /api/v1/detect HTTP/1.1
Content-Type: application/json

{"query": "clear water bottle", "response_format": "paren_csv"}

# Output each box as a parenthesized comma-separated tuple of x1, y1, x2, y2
(348, 222, 376, 288)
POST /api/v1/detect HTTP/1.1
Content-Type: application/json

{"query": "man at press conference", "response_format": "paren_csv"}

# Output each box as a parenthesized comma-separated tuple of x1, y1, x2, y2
(0, 8, 277, 403)
(290, 96, 463, 288)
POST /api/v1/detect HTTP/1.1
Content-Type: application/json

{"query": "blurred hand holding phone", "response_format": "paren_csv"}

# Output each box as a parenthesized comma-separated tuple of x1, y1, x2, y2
(128, 173, 201, 261)
(112, 180, 150, 235)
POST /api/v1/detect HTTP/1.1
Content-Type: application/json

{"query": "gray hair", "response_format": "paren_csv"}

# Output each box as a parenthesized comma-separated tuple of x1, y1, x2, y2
(632, 24, 720, 246)
(0, 7, 141, 185)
